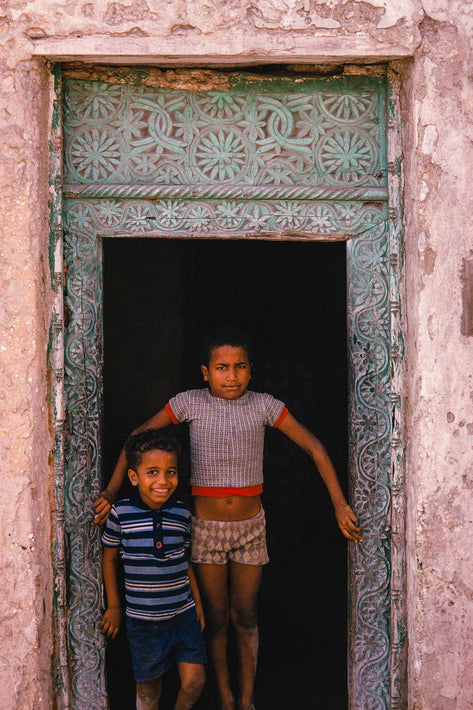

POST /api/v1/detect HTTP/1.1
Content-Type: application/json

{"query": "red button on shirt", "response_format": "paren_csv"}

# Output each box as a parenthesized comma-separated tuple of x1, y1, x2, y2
(155, 541, 162, 549)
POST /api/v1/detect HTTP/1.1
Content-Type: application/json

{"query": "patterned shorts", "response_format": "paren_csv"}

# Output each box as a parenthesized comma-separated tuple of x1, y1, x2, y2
(190, 507, 269, 566)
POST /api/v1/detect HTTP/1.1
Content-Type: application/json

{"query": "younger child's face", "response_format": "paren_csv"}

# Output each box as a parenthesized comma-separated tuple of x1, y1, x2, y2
(201, 345, 251, 400)
(128, 449, 178, 509)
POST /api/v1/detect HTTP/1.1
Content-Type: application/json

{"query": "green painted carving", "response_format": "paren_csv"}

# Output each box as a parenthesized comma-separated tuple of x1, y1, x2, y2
(386, 66, 407, 710)
(64, 197, 384, 237)
(63, 219, 106, 709)
(63, 76, 386, 191)
(347, 207, 392, 709)
(60, 70, 399, 709)
(49, 61, 71, 709)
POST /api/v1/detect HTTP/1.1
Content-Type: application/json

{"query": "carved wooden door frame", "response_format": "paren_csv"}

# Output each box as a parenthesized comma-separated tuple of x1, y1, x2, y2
(48, 64, 405, 709)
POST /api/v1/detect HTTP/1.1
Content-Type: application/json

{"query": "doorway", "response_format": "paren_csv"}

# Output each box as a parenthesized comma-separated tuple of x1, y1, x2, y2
(57, 65, 401, 709)
(102, 238, 348, 709)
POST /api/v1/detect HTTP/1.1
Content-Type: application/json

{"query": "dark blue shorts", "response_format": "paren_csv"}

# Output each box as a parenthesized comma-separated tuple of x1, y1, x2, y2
(126, 608, 207, 683)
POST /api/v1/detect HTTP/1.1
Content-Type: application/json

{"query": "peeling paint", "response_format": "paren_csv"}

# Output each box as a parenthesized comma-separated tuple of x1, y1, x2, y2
(422, 245, 436, 275)
(461, 258, 473, 337)
(421, 123, 438, 156)
(63, 64, 238, 90)
(61, 61, 387, 90)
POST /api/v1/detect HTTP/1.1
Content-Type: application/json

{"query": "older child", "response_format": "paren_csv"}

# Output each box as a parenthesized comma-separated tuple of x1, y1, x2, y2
(95, 327, 362, 710)
(100, 430, 206, 710)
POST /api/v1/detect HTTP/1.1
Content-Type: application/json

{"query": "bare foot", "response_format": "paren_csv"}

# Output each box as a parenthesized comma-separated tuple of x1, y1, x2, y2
(219, 695, 235, 710)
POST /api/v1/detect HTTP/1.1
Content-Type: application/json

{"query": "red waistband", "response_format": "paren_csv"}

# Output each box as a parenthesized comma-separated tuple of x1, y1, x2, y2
(191, 484, 263, 497)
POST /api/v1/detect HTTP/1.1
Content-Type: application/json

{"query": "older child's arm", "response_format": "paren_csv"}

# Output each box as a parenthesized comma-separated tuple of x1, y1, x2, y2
(100, 546, 122, 639)
(93, 407, 173, 525)
(276, 412, 362, 543)
(188, 562, 205, 631)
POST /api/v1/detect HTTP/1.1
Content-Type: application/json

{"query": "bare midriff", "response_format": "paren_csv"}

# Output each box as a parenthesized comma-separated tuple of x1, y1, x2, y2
(193, 494, 262, 521)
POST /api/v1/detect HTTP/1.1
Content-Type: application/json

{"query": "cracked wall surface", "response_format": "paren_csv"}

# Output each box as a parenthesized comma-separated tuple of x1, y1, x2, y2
(0, 1, 472, 708)
(402, 8, 473, 708)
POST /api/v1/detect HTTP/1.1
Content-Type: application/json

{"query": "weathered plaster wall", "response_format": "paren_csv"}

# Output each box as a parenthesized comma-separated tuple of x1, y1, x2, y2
(0, 1, 472, 708)
(0, 28, 54, 710)
(402, 6, 473, 708)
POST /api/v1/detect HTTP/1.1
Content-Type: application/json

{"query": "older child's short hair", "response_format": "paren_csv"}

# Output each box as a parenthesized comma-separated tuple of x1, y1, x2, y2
(200, 325, 252, 366)
(125, 429, 181, 471)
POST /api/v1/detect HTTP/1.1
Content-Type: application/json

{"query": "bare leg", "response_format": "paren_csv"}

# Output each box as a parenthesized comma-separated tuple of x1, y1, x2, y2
(229, 562, 262, 710)
(136, 677, 163, 710)
(194, 563, 234, 709)
(174, 662, 206, 709)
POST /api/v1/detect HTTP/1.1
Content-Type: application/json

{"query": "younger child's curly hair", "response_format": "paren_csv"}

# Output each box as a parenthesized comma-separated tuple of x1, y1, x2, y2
(124, 429, 181, 471)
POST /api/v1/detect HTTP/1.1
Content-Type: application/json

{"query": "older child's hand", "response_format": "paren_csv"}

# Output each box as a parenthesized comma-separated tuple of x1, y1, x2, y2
(195, 601, 205, 632)
(100, 607, 121, 638)
(93, 489, 116, 526)
(335, 502, 363, 543)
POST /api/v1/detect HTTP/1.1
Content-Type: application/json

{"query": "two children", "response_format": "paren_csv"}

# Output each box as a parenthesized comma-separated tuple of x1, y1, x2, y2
(100, 430, 206, 710)
(98, 326, 362, 710)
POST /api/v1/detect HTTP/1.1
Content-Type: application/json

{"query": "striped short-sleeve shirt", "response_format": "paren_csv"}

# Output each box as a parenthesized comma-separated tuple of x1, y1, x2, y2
(166, 389, 287, 489)
(101, 495, 195, 621)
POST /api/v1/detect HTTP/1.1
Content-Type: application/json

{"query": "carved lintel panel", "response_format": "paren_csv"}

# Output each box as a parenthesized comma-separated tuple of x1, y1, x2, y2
(63, 74, 387, 192)
(64, 197, 385, 239)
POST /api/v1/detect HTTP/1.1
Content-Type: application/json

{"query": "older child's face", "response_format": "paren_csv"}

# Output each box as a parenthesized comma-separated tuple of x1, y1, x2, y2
(201, 345, 251, 400)
(128, 449, 178, 509)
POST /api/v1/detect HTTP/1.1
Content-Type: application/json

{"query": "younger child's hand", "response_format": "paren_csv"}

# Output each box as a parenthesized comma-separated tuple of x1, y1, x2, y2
(100, 607, 121, 638)
(335, 502, 363, 543)
(195, 601, 205, 632)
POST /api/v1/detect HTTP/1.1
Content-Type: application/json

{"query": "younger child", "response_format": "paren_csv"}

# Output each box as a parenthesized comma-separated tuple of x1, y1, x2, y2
(100, 430, 206, 710)
(95, 327, 362, 710)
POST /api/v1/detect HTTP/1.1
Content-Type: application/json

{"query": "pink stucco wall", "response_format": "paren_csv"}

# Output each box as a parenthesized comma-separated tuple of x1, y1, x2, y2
(0, 1, 472, 708)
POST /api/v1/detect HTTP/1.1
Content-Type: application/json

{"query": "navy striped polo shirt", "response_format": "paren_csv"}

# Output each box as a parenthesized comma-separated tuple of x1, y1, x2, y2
(102, 494, 195, 621)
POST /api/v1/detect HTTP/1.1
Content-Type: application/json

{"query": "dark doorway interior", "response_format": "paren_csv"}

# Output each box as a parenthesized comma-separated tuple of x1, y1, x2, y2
(103, 238, 348, 709)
